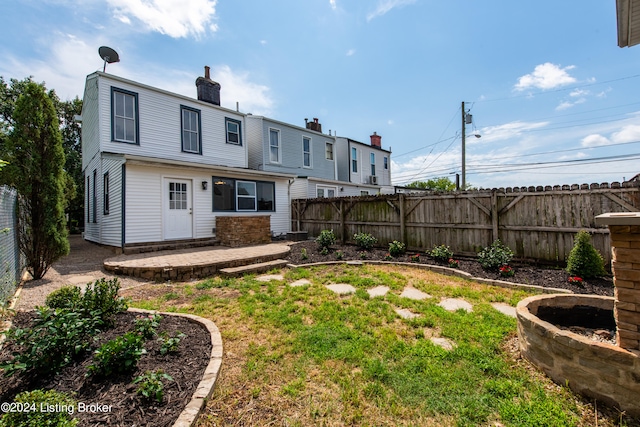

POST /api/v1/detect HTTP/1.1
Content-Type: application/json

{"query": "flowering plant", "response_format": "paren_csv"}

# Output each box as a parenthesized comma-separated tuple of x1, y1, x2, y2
(383, 253, 393, 261)
(409, 254, 420, 263)
(499, 265, 515, 277)
(568, 276, 583, 284)
(448, 258, 459, 268)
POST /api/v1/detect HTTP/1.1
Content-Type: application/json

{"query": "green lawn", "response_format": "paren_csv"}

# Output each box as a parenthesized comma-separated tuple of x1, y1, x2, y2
(127, 264, 628, 427)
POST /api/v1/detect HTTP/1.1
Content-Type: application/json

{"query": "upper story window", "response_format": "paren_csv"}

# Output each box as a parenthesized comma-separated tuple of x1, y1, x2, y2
(303, 136, 312, 168)
(181, 106, 201, 154)
(370, 153, 376, 176)
(111, 87, 138, 144)
(269, 128, 280, 163)
(384, 156, 388, 170)
(325, 142, 334, 160)
(351, 147, 358, 173)
(226, 118, 242, 145)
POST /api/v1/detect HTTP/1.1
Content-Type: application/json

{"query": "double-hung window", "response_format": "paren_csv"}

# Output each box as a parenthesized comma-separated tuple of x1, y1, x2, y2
(269, 128, 280, 163)
(213, 177, 275, 212)
(181, 106, 201, 154)
(325, 142, 334, 160)
(370, 153, 376, 176)
(92, 170, 97, 223)
(236, 181, 256, 211)
(351, 147, 358, 173)
(103, 172, 110, 215)
(226, 118, 242, 145)
(384, 156, 388, 170)
(303, 137, 311, 168)
(111, 87, 138, 144)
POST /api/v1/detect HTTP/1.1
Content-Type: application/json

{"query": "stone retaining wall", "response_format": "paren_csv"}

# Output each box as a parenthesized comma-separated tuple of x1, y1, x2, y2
(216, 215, 271, 247)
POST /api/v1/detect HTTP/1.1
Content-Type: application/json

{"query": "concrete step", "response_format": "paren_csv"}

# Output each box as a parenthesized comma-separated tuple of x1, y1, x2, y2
(220, 259, 289, 277)
(123, 238, 220, 254)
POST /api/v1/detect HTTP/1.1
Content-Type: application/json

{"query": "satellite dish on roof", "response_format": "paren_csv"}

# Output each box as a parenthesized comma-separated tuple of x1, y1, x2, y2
(98, 46, 120, 72)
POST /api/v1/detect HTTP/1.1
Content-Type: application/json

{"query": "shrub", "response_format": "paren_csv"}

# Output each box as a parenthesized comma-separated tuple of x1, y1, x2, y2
(388, 241, 406, 257)
(319, 246, 329, 256)
(353, 232, 377, 250)
(429, 245, 454, 262)
(0, 389, 78, 427)
(315, 229, 336, 249)
(300, 248, 308, 260)
(87, 332, 146, 377)
(45, 285, 82, 310)
(0, 307, 101, 376)
(81, 278, 128, 327)
(448, 258, 459, 268)
(335, 250, 343, 260)
(566, 230, 606, 279)
(134, 370, 173, 403)
(134, 314, 162, 339)
(158, 332, 186, 355)
(477, 240, 514, 270)
(409, 254, 420, 263)
(499, 265, 515, 277)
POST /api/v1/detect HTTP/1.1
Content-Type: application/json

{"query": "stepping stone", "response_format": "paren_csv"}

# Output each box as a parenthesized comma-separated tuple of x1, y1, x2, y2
(367, 285, 390, 298)
(400, 287, 432, 300)
(491, 303, 516, 318)
(431, 337, 456, 351)
(395, 308, 421, 319)
(326, 284, 356, 295)
(256, 274, 284, 282)
(438, 298, 473, 312)
(66, 275, 95, 286)
(289, 279, 311, 287)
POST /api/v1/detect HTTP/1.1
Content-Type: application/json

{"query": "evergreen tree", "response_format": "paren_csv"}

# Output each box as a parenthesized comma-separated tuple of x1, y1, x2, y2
(3, 81, 69, 279)
(566, 230, 607, 279)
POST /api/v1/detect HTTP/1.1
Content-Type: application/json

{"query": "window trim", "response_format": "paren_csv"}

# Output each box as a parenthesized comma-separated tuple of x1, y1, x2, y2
(92, 169, 97, 223)
(384, 156, 388, 170)
(325, 142, 334, 160)
(269, 128, 281, 164)
(370, 152, 376, 176)
(212, 177, 276, 212)
(103, 172, 110, 215)
(236, 180, 257, 212)
(225, 117, 242, 145)
(302, 136, 312, 168)
(86, 175, 90, 223)
(351, 147, 358, 173)
(316, 185, 337, 198)
(180, 105, 202, 154)
(110, 87, 139, 144)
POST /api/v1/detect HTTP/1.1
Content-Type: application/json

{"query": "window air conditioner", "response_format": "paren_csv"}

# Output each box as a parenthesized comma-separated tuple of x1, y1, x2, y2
(369, 175, 379, 185)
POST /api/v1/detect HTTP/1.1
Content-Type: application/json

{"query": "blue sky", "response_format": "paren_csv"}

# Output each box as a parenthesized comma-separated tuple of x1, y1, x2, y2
(2, 0, 640, 188)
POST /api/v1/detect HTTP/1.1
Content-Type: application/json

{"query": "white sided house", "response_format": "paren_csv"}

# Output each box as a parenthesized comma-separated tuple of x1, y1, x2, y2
(81, 68, 293, 251)
(335, 134, 393, 194)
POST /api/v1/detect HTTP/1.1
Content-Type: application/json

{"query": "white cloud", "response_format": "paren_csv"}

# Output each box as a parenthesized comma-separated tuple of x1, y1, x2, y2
(106, 0, 218, 38)
(570, 89, 588, 97)
(478, 121, 549, 142)
(581, 134, 611, 147)
(260, 40, 267, 45)
(514, 63, 577, 91)
(367, 0, 416, 22)
(346, 49, 356, 56)
(611, 124, 640, 143)
(555, 97, 586, 111)
(329, 0, 337, 10)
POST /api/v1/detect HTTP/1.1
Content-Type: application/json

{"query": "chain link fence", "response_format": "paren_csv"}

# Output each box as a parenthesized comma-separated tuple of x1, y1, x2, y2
(0, 186, 23, 304)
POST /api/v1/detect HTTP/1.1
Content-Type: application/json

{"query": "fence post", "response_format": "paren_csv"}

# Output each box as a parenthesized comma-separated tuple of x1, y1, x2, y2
(399, 193, 406, 244)
(340, 199, 346, 244)
(296, 199, 301, 232)
(491, 190, 499, 241)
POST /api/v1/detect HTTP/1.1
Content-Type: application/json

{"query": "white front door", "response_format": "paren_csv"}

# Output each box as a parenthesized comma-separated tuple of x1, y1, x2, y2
(164, 178, 192, 240)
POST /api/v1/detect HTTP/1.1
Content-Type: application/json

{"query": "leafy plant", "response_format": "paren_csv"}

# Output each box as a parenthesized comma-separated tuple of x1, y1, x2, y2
(568, 276, 584, 285)
(383, 253, 393, 261)
(566, 230, 606, 279)
(81, 278, 128, 326)
(319, 246, 329, 256)
(133, 370, 173, 403)
(0, 389, 78, 427)
(300, 248, 308, 260)
(499, 265, 515, 277)
(335, 250, 343, 260)
(353, 232, 377, 250)
(87, 332, 146, 377)
(359, 251, 367, 260)
(157, 332, 186, 355)
(448, 258, 459, 268)
(45, 285, 82, 310)
(134, 314, 162, 339)
(429, 245, 454, 262)
(0, 307, 101, 376)
(315, 229, 336, 249)
(477, 240, 514, 270)
(388, 241, 406, 257)
(409, 254, 420, 263)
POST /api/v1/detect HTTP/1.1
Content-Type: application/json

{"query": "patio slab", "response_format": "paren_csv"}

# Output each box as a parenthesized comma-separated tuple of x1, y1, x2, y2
(395, 308, 421, 319)
(367, 285, 390, 298)
(431, 337, 456, 351)
(438, 298, 473, 312)
(326, 284, 356, 295)
(255, 274, 285, 282)
(491, 302, 517, 318)
(400, 287, 432, 300)
(290, 279, 312, 287)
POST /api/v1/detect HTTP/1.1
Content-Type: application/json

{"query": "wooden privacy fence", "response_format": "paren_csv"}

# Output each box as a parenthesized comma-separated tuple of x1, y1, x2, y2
(291, 182, 640, 265)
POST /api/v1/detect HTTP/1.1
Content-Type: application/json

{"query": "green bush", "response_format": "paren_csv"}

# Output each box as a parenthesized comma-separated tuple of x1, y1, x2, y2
(315, 229, 336, 249)
(353, 232, 377, 250)
(429, 244, 454, 262)
(81, 278, 128, 327)
(478, 240, 514, 270)
(45, 286, 82, 310)
(566, 230, 607, 279)
(388, 241, 406, 257)
(0, 307, 101, 376)
(134, 314, 162, 339)
(134, 370, 173, 403)
(157, 332, 186, 355)
(0, 389, 78, 427)
(87, 332, 146, 377)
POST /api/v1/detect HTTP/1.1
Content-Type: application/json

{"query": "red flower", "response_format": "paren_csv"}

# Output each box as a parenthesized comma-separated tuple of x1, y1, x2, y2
(568, 276, 583, 284)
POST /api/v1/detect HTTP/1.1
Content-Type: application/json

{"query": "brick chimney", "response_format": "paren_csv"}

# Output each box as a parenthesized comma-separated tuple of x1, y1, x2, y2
(306, 118, 322, 133)
(196, 65, 221, 106)
(370, 132, 381, 148)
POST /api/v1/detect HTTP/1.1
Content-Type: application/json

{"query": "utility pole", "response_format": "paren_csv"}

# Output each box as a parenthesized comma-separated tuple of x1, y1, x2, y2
(461, 101, 466, 190)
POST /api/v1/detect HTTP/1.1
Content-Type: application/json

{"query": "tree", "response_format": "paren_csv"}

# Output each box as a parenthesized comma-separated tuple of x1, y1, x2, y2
(3, 81, 69, 279)
(406, 177, 457, 191)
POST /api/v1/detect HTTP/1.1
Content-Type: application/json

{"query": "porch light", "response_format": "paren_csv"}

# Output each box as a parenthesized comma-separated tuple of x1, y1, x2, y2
(202, 180, 208, 190)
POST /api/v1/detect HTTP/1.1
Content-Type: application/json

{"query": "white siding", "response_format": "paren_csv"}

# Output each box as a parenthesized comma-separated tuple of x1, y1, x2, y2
(81, 75, 100, 171)
(96, 74, 247, 169)
(246, 115, 264, 170)
(101, 155, 125, 247)
(125, 165, 163, 244)
(83, 155, 101, 243)
(290, 179, 309, 200)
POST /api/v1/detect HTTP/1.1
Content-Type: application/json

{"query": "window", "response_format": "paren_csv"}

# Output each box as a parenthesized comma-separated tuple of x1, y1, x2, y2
(351, 147, 358, 173)
(92, 170, 97, 223)
(86, 175, 90, 223)
(269, 128, 280, 163)
(103, 172, 110, 215)
(325, 142, 334, 160)
(370, 153, 376, 176)
(213, 177, 275, 212)
(303, 137, 311, 168)
(181, 106, 201, 154)
(361, 191, 369, 196)
(169, 182, 188, 210)
(111, 87, 138, 144)
(384, 156, 388, 170)
(316, 185, 336, 198)
(226, 118, 242, 145)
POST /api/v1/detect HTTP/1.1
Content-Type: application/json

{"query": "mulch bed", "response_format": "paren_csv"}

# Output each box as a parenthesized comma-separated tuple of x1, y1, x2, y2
(0, 311, 212, 427)
(285, 240, 614, 296)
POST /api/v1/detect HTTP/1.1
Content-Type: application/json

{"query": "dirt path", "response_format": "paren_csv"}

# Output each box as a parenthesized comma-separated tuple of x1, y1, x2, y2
(14, 235, 152, 310)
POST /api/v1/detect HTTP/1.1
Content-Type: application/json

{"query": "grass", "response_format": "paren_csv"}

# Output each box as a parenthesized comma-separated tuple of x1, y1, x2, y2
(124, 264, 632, 427)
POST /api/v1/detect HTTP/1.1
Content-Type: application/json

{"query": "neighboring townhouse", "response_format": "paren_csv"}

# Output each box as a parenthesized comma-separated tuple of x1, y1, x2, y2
(81, 68, 294, 251)
(335, 134, 393, 195)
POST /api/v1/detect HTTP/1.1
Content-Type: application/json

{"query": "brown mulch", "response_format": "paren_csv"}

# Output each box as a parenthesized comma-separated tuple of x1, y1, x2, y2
(0, 311, 212, 427)
(285, 240, 614, 296)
